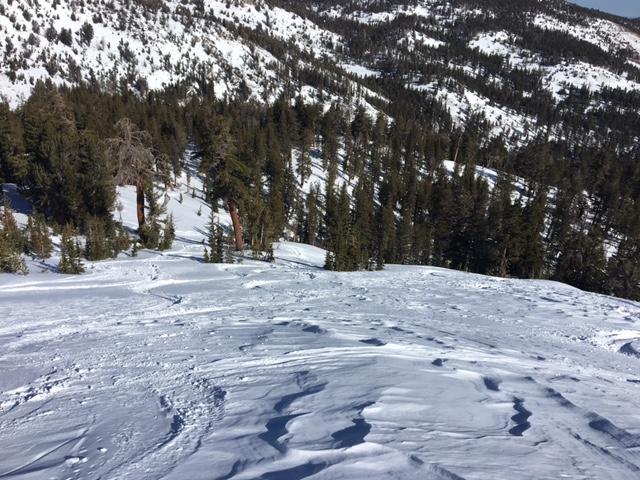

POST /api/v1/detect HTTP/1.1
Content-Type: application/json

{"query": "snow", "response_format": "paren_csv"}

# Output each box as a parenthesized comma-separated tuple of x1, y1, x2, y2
(324, 1, 479, 27)
(410, 81, 539, 145)
(400, 31, 445, 51)
(531, 13, 640, 55)
(468, 31, 536, 69)
(0, 0, 341, 108)
(2, 167, 640, 479)
(340, 63, 380, 78)
(468, 31, 640, 102)
(543, 61, 640, 100)
(2, 244, 640, 479)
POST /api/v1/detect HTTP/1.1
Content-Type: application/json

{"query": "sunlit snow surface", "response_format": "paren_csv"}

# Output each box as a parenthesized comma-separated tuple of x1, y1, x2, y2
(2, 240, 640, 480)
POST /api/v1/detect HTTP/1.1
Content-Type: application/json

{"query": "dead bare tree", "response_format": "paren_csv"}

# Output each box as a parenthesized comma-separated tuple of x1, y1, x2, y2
(106, 118, 161, 233)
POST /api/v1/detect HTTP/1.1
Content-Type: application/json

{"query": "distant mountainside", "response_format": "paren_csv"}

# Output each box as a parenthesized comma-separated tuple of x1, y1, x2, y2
(1, 0, 640, 147)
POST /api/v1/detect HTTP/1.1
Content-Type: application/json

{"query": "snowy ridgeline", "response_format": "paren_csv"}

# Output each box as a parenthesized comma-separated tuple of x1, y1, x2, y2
(1, 238, 640, 479)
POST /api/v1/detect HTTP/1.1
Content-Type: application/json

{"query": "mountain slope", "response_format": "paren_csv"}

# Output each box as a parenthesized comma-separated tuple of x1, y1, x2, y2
(2, 0, 640, 147)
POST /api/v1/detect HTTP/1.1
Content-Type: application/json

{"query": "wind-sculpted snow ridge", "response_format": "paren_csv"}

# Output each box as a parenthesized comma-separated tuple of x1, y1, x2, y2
(1, 240, 640, 479)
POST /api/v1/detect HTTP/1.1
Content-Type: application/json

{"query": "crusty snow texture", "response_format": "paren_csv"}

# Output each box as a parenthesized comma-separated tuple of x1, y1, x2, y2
(2, 233, 640, 479)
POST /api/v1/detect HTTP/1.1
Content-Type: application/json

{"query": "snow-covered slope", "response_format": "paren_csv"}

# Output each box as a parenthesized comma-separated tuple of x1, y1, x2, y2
(2, 234, 640, 479)
(0, 0, 341, 108)
(3, 0, 640, 147)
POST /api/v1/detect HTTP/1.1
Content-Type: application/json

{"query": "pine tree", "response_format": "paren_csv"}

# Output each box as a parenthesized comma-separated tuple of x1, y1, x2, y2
(194, 113, 248, 251)
(0, 198, 27, 274)
(139, 185, 165, 249)
(324, 250, 336, 271)
(325, 185, 357, 271)
(58, 225, 84, 274)
(22, 89, 81, 225)
(159, 214, 175, 251)
(1, 195, 25, 254)
(84, 216, 111, 261)
(77, 131, 116, 219)
(297, 128, 314, 186)
(203, 210, 224, 263)
(480, 173, 518, 276)
(0, 230, 27, 274)
(353, 179, 376, 269)
(25, 212, 53, 259)
(107, 118, 163, 235)
(554, 227, 607, 292)
(517, 192, 547, 278)
(607, 224, 640, 300)
(112, 222, 131, 258)
(429, 169, 454, 267)
(304, 185, 320, 245)
(0, 102, 24, 184)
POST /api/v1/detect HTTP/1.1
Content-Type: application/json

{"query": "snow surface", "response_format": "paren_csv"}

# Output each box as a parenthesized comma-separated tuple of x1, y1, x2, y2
(2, 175, 640, 479)
(410, 80, 540, 145)
(339, 63, 380, 78)
(3, 239, 640, 479)
(399, 31, 445, 51)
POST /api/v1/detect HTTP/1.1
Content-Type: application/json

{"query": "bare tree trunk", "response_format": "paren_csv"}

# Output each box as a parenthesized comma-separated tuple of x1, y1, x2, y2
(136, 177, 145, 232)
(227, 198, 243, 252)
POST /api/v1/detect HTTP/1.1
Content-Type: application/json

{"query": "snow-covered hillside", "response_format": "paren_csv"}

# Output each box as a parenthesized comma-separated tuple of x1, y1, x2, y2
(3, 0, 640, 146)
(0, 0, 341, 107)
(2, 232, 640, 479)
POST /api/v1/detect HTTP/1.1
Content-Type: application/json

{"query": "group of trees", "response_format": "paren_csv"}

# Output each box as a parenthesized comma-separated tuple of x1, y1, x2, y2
(0, 79, 639, 299)
(0, 83, 182, 273)
(0, 196, 82, 275)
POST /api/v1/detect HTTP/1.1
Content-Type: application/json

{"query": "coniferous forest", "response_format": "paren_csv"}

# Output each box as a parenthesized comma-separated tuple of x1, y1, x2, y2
(1, 79, 639, 300)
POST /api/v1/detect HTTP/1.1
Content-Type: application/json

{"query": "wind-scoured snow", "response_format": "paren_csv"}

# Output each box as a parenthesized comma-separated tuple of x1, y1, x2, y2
(2, 195, 640, 480)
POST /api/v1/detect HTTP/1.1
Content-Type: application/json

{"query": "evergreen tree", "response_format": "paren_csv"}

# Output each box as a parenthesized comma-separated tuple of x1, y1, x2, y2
(203, 210, 224, 263)
(58, 224, 84, 274)
(554, 227, 607, 292)
(195, 113, 248, 251)
(112, 222, 131, 258)
(353, 179, 377, 269)
(325, 185, 357, 271)
(84, 216, 112, 261)
(77, 131, 116, 219)
(0, 102, 24, 184)
(607, 223, 640, 300)
(0, 198, 27, 274)
(297, 128, 314, 186)
(138, 185, 165, 249)
(159, 214, 175, 251)
(107, 118, 162, 235)
(517, 192, 547, 278)
(25, 212, 53, 259)
(303, 185, 320, 245)
(1, 195, 25, 254)
(21, 89, 81, 225)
